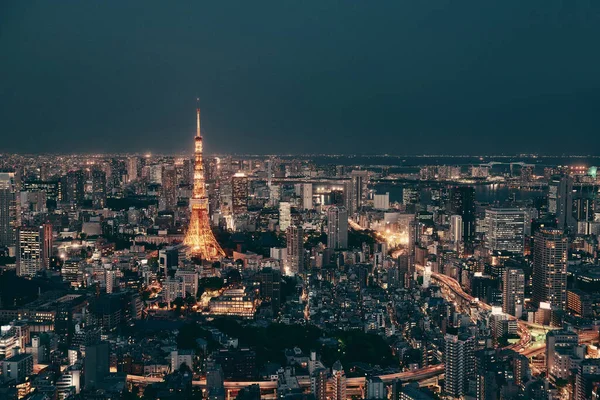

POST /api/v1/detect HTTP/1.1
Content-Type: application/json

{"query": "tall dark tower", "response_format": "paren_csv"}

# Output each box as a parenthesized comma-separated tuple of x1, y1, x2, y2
(450, 186, 476, 250)
(184, 102, 225, 260)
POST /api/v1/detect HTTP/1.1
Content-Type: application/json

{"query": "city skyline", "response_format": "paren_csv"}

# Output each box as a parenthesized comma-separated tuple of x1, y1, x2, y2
(1, 2, 600, 399)
(2, 2, 600, 154)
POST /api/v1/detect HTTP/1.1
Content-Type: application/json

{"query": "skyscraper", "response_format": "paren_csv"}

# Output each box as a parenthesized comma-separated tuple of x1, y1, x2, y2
(485, 208, 526, 254)
(548, 175, 575, 232)
(444, 333, 475, 398)
(449, 215, 463, 249)
(62, 170, 85, 205)
(0, 172, 18, 248)
(232, 172, 249, 214)
(301, 183, 313, 210)
(345, 170, 368, 215)
(532, 229, 568, 311)
(502, 267, 525, 318)
(327, 206, 348, 250)
(161, 165, 177, 211)
(90, 169, 106, 208)
(183, 105, 225, 260)
(41, 222, 52, 269)
(17, 226, 49, 277)
(127, 156, 139, 183)
(332, 360, 346, 400)
(449, 186, 476, 249)
(285, 225, 304, 276)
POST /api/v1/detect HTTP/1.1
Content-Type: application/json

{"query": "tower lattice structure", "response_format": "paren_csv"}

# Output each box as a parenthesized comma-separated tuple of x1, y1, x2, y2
(183, 105, 225, 260)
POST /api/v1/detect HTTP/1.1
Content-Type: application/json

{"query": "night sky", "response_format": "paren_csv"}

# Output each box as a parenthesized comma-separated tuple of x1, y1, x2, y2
(1, 1, 599, 155)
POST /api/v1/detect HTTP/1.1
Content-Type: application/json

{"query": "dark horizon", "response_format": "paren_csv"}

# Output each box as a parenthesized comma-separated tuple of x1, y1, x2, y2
(2, 1, 599, 155)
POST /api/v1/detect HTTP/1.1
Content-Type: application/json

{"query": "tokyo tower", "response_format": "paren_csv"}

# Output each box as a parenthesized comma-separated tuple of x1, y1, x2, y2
(183, 103, 225, 260)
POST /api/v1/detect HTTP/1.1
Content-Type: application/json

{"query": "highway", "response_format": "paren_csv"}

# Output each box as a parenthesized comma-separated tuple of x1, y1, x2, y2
(127, 264, 597, 393)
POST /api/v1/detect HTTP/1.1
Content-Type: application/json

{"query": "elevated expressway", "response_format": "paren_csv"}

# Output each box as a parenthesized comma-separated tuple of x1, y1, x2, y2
(127, 268, 597, 392)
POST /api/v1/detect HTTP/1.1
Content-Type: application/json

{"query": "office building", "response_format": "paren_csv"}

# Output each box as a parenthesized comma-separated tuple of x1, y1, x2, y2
(0, 172, 18, 248)
(232, 172, 249, 214)
(548, 175, 575, 231)
(285, 226, 304, 276)
(449, 186, 476, 249)
(532, 229, 568, 311)
(175, 269, 199, 299)
(62, 170, 85, 204)
(365, 376, 385, 399)
(17, 225, 49, 277)
(575, 359, 600, 400)
(1, 352, 33, 383)
(402, 187, 419, 207)
(258, 267, 281, 313)
(502, 267, 525, 318)
(444, 333, 475, 398)
(163, 277, 185, 306)
(373, 192, 390, 210)
(90, 169, 107, 208)
(84, 342, 109, 389)
(485, 208, 526, 254)
(327, 206, 348, 250)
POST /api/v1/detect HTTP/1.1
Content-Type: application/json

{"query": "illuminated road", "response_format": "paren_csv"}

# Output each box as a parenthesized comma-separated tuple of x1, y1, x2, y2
(128, 264, 598, 392)
(127, 364, 444, 390)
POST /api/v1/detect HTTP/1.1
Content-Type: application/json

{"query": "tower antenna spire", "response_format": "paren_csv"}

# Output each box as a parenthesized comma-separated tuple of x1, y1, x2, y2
(196, 97, 201, 138)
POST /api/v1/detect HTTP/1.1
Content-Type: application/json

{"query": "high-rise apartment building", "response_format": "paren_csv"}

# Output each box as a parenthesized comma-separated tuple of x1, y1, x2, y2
(546, 329, 579, 380)
(127, 156, 139, 183)
(161, 165, 178, 211)
(444, 333, 475, 398)
(327, 206, 348, 250)
(532, 229, 568, 311)
(449, 215, 463, 247)
(232, 173, 249, 214)
(502, 267, 525, 318)
(332, 360, 346, 400)
(301, 183, 313, 210)
(345, 170, 368, 215)
(279, 202, 291, 231)
(285, 225, 304, 276)
(485, 208, 526, 254)
(0, 172, 18, 248)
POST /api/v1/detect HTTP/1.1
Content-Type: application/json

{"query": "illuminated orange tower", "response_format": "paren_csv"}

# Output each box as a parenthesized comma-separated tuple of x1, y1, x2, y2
(183, 102, 225, 260)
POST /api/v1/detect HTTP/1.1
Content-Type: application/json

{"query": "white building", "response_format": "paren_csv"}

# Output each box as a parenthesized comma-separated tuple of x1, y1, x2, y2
(373, 193, 390, 210)
(279, 202, 291, 231)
